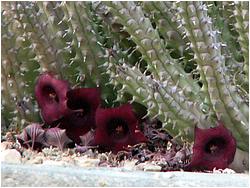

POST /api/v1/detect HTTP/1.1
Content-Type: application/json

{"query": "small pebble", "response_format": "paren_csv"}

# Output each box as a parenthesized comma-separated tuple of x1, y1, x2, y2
(1, 141, 13, 151)
(98, 179, 108, 187)
(30, 157, 44, 164)
(75, 157, 100, 167)
(42, 160, 69, 166)
(212, 168, 236, 174)
(4, 132, 15, 142)
(61, 156, 75, 165)
(143, 164, 162, 172)
(134, 162, 162, 172)
(122, 160, 137, 171)
(1, 149, 21, 164)
(135, 162, 146, 171)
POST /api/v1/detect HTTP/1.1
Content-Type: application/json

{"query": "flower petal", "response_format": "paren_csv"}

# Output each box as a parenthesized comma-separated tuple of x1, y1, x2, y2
(59, 88, 101, 144)
(95, 104, 137, 132)
(185, 121, 236, 171)
(94, 104, 147, 153)
(58, 115, 92, 144)
(66, 88, 101, 116)
(35, 72, 70, 124)
(133, 130, 148, 144)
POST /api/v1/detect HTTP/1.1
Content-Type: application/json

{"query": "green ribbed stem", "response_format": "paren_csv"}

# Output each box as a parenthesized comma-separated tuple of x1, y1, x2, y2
(177, 2, 248, 151)
(2, 5, 40, 130)
(142, 2, 187, 55)
(233, 2, 249, 83)
(105, 52, 210, 142)
(104, 1, 203, 103)
(13, 2, 61, 74)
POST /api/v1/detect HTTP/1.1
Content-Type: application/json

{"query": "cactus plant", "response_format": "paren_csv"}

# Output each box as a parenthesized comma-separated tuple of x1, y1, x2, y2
(1, 1, 249, 169)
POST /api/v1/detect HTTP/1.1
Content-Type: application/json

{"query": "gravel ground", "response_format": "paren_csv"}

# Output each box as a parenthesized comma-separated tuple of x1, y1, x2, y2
(1, 132, 249, 187)
(1, 163, 249, 187)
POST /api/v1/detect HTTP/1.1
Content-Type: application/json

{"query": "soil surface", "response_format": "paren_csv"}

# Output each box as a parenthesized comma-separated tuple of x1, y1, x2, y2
(1, 163, 249, 187)
(1, 126, 249, 187)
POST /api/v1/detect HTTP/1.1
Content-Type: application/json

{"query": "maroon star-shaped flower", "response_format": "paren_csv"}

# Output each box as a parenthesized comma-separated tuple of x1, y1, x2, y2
(93, 104, 147, 153)
(35, 72, 70, 124)
(58, 88, 101, 144)
(185, 121, 236, 171)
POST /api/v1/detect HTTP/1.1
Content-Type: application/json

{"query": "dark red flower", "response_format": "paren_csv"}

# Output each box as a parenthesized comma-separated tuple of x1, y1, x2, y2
(93, 104, 147, 153)
(185, 121, 236, 171)
(59, 88, 101, 144)
(35, 72, 70, 124)
(16, 123, 45, 151)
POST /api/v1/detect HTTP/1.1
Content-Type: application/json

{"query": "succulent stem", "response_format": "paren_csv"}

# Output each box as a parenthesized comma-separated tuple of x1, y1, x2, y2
(177, 2, 248, 151)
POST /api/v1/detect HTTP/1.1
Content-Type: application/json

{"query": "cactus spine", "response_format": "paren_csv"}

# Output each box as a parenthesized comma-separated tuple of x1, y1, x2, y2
(176, 2, 248, 151)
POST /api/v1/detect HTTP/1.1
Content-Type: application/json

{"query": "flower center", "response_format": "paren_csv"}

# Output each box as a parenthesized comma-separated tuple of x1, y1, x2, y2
(67, 99, 90, 118)
(209, 145, 219, 154)
(108, 118, 129, 139)
(205, 137, 226, 155)
(74, 109, 85, 118)
(115, 125, 124, 135)
(43, 86, 59, 103)
(49, 92, 57, 100)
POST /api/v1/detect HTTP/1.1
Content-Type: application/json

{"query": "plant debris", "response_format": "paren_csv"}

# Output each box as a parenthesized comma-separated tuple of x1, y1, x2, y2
(1, 119, 194, 172)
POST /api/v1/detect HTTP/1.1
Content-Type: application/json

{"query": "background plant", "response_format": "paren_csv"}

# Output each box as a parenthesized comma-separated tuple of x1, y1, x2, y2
(1, 2, 248, 157)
